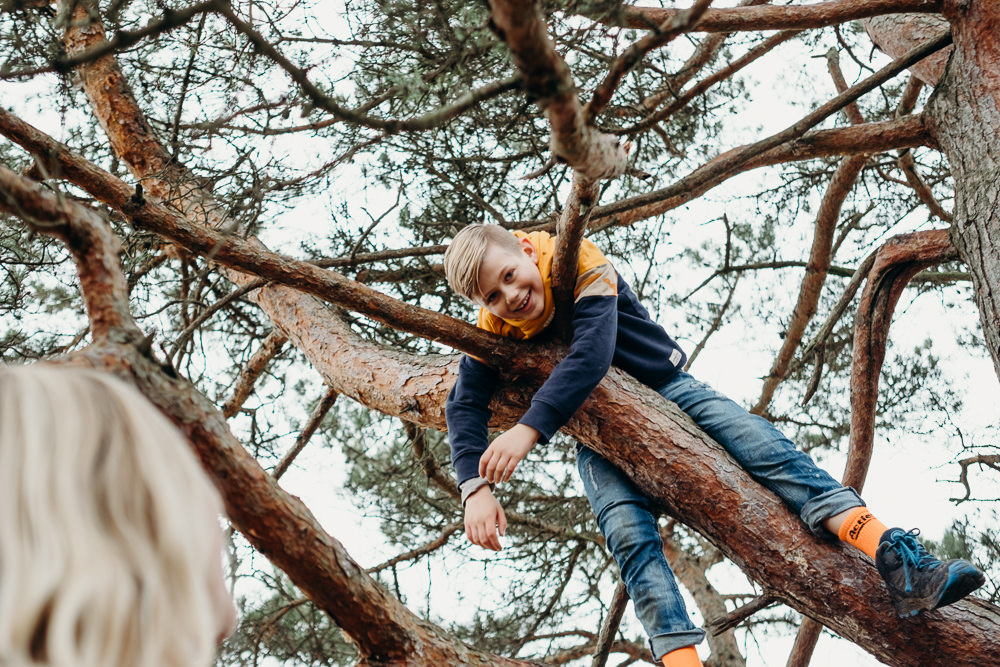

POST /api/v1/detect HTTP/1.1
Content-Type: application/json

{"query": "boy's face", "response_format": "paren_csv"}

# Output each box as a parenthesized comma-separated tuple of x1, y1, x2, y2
(473, 237, 545, 321)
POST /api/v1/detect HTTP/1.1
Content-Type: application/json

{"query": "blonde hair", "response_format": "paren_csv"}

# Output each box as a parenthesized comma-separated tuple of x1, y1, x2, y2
(0, 364, 229, 667)
(443, 224, 523, 300)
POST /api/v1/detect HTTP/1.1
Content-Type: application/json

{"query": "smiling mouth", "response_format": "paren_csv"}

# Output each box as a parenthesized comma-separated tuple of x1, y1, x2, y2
(514, 293, 530, 313)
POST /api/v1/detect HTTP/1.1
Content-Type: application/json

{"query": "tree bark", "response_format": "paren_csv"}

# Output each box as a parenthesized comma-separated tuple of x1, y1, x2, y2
(864, 13, 951, 86)
(925, 0, 1000, 383)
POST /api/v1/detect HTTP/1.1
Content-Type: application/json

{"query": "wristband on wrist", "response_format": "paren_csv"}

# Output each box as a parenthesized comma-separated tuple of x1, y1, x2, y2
(459, 477, 494, 506)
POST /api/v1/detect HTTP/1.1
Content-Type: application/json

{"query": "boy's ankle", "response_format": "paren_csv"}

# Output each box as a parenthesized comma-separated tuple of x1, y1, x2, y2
(661, 645, 701, 667)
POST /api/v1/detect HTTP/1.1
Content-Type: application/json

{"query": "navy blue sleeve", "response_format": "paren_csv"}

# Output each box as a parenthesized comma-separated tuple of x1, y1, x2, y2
(519, 295, 617, 443)
(446, 354, 501, 485)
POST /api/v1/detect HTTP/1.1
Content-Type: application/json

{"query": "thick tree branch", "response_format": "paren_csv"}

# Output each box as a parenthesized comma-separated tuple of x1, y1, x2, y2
(513, 114, 934, 233)
(848, 229, 958, 491)
(611, 0, 943, 34)
(0, 164, 141, 343)
(551, 174, 598, 337)
(488, 0, 629, 180)
(73, 340, 547, 667)
(864, 12, 951, 86)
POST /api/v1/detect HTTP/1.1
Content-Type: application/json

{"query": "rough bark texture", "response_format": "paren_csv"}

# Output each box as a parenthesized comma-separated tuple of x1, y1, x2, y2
(864, 13, 952, 85)
(926, 0, 1000, 383)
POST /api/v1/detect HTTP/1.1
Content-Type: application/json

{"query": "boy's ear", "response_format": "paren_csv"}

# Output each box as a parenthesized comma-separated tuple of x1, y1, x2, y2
(519, 237, 539, 265)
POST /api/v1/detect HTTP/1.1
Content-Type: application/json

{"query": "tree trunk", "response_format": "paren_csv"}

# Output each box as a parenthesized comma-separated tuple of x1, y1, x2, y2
(926, 0, 1000, 382)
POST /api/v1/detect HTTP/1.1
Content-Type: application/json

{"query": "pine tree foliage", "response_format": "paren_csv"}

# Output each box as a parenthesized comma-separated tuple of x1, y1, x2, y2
(1, 1, 998, 665)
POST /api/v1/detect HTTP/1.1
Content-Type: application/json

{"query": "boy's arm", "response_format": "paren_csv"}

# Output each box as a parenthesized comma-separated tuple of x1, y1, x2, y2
(446, 355, 508, 550)
(446, 353, 501, 498)
(479, 293, 617, 483)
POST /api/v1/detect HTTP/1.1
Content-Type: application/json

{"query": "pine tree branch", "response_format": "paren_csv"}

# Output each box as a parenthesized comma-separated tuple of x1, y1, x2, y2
(606, 0, 943, 34)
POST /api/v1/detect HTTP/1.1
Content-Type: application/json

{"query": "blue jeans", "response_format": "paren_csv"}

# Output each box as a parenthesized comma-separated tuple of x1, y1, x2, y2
(576, 371, 863, 659)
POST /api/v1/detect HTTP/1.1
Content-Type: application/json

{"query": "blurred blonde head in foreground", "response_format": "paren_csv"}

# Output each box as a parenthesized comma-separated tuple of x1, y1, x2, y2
(0, 364, 236, 667)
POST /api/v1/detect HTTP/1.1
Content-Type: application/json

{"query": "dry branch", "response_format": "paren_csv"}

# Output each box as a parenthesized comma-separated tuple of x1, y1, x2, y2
(216, 3, 521, 134)
(590, 581, 629, 667)
(586, 0, 713, 122)
(273, 386, 339, 480)
(221, 330, 289, 419)
(625, 29, 803, 136)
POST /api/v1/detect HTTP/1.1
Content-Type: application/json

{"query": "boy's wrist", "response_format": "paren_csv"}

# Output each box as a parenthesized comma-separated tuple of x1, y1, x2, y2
(459, 477, 494, 506)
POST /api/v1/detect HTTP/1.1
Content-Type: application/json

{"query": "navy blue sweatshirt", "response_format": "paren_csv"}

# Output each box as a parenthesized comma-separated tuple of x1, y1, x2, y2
(446, 233, 686, 489)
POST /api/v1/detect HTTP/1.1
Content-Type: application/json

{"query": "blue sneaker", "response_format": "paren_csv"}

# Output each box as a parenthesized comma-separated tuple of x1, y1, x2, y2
(875, 528, 985, 617)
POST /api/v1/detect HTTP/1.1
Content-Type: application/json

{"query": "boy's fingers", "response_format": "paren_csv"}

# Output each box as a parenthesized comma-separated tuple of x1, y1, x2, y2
(479, 447, 496, 480)
(498, 507, 507, 537)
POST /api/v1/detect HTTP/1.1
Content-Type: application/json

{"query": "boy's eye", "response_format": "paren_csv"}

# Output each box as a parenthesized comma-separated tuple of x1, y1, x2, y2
(505, 270, 513, 281)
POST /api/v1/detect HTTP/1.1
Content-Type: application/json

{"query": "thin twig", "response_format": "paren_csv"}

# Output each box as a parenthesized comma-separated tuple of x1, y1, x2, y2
(218, 3, 520, 133)
(707, 595, 779, 634)
(591, 581, 630, 667)
(273, 386, 339, 480)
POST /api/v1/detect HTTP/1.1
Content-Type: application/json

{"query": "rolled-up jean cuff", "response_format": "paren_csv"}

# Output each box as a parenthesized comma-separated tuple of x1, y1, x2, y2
(800, 486, 865, 538)
(649, 629, 706, 661)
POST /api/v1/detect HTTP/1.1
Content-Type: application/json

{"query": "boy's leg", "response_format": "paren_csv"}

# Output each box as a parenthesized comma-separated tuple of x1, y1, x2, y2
(657, 371, 984, 616)
(655, 371, 860, 528)
(576, 444, 705, 662)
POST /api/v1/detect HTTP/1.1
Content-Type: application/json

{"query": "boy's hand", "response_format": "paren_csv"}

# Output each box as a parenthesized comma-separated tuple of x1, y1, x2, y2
(464, 485, 507, 551)
(479, 423, 539, 484)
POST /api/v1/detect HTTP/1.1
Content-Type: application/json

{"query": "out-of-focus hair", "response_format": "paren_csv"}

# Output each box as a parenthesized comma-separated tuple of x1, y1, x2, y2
(443, 224, 523, 300)
(0, 364, 229, 667)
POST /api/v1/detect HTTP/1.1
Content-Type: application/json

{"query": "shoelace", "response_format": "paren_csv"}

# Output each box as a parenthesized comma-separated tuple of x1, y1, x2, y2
(887, 529, 938, 592)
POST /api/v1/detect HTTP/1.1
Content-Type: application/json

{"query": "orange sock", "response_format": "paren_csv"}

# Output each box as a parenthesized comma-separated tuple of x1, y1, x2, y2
(837, 506, 889, 559)
(661, 646, 702, 667)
